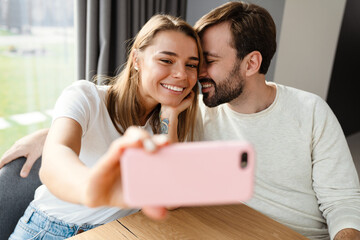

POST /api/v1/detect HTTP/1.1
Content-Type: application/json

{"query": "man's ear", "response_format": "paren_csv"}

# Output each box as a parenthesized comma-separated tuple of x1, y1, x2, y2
(244, 51, 262, 77)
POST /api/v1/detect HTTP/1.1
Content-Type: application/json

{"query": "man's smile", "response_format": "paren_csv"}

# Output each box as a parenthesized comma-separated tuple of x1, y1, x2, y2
(199, 78, 215, 93)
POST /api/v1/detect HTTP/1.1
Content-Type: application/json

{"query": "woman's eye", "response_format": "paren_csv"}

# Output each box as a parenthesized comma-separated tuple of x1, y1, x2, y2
(160, 59, 172, 64)
(186, 64, 198, 69)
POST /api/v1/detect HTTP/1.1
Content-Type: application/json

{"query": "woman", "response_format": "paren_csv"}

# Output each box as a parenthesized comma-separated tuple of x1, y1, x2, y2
(9, 14, 202, 239)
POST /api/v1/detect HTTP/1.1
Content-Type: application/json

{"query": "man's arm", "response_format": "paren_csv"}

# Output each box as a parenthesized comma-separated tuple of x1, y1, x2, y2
(334, 228, 360, 240)
(0, 128, 49, 177)
(311, 99, 360, 239)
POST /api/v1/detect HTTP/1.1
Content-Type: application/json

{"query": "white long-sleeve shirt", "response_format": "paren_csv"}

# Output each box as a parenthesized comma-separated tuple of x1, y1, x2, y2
(195, 82, 360, 240)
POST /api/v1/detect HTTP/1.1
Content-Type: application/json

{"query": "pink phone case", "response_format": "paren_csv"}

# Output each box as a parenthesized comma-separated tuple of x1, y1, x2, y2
(121, 141, 255, 207)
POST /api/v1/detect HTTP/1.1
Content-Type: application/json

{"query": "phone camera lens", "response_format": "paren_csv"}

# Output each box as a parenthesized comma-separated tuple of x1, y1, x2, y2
(240, 152, 248, 169)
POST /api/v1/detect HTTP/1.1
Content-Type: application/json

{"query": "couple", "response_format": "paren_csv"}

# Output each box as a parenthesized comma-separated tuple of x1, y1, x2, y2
(1, 2, 360, 240)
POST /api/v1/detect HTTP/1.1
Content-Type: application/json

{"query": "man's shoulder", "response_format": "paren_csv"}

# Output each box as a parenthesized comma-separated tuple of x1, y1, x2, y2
(276, 83, 333, 122)
(277, 83, 325, 106)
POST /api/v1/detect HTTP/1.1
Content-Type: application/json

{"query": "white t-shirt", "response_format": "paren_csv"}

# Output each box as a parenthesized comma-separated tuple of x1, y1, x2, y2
(32, 80, 150, 225)
(195, 82, 360, 240)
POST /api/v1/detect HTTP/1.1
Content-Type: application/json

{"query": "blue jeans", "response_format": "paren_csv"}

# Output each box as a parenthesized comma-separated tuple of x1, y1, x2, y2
(9, 204, 100, 240)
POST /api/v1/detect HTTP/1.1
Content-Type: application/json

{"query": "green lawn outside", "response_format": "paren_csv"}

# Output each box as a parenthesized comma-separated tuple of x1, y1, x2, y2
(0, 29, 15, 36)
(0, 40, 75, 157)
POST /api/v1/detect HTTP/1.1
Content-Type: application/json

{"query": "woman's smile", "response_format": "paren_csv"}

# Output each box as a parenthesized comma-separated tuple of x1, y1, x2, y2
(137, 30, 199, 108)
(160, 83, 185, 93)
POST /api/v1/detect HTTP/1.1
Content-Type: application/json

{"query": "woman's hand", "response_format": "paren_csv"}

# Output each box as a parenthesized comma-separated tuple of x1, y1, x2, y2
(0, 128, 49, 177)
(83, 127, 170, 220)
(160, 90, 195, 121)
(41, 118, 170, 221)
(160, 91, 195, 142)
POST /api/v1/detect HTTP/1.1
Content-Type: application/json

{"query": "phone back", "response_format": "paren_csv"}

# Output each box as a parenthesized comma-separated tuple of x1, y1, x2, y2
(121, 141, 255, 207)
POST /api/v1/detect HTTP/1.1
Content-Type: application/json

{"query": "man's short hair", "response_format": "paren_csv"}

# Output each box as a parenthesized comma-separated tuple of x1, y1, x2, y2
(194, 1, 277, 74)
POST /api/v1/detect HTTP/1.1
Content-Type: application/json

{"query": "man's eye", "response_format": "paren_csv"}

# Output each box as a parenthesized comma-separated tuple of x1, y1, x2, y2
(205, 59, 214, 64)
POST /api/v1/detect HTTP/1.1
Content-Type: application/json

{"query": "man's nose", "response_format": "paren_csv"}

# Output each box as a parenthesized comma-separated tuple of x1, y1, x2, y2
(199, 62, 208, 79)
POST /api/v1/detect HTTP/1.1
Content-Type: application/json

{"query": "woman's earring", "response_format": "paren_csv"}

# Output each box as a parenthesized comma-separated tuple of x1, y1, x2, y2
(134, 66, 139, 71)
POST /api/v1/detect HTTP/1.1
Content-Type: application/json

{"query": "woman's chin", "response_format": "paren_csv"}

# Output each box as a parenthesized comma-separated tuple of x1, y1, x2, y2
(160, 99, 182, 107)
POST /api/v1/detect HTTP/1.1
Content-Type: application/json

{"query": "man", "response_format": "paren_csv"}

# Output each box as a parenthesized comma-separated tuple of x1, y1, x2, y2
(191, 2, 360, 240)
(1, 1, 360, 239)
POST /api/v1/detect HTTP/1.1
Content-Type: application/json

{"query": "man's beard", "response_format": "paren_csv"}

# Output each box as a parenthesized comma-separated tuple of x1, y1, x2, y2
(202, 61, 244, 107)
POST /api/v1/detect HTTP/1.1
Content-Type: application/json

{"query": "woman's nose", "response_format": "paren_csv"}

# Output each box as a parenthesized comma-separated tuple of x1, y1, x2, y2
(172, 65, 187, 79)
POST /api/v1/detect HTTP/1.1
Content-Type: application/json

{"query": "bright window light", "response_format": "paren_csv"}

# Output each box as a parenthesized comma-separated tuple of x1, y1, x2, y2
(0, 0, 75, 156)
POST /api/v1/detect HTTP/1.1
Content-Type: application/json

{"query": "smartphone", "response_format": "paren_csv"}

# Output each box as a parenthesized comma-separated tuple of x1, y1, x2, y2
(120, 141, 255, 207)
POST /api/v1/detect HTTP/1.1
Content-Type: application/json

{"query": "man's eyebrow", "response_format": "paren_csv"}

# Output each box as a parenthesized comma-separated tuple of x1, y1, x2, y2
(204, 52, 220, 58)
(159, 51, 199, 61)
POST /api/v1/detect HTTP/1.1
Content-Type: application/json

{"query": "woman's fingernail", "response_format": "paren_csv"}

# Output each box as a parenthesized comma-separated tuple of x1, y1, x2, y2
(128, 131, 143, 143)
(153, 134, 168, 145)
(143, 139, 156, 152)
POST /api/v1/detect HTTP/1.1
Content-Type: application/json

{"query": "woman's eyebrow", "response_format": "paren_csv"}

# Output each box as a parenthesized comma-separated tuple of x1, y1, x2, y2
(158, 51, 199, 61)
(189, 56, 199, 61)
(159, 51, 177, 56)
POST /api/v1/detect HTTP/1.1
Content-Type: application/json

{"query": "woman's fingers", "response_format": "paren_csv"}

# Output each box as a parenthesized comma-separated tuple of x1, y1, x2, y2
(142, 206, 168, 220)
(177, 90, 195, 113)
(101, 126, 153, 166)
(85, 127, 168, 208)
(152, 134, 169, 147)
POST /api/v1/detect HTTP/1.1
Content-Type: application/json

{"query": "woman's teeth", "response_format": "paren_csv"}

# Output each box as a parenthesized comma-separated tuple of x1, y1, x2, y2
(161, 83, 184, 92)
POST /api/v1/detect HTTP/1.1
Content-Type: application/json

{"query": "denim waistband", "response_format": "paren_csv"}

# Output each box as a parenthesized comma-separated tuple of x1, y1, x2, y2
(24, 203, 100, 236)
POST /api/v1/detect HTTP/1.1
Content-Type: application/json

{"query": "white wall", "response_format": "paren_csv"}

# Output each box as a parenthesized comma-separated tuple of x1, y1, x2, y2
(186, 0, 228, 26)
(274, 0, 346, 99)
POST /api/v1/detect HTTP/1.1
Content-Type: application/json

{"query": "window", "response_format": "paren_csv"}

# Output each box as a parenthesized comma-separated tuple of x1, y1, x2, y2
(0, 0, 75, 156)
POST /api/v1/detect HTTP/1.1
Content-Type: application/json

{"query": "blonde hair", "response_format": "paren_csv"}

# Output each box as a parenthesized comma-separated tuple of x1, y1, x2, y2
(106, 14, 202, 141)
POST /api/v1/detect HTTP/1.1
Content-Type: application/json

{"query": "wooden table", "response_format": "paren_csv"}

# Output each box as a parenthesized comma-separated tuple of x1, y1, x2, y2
(68, 204, 308, 240)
